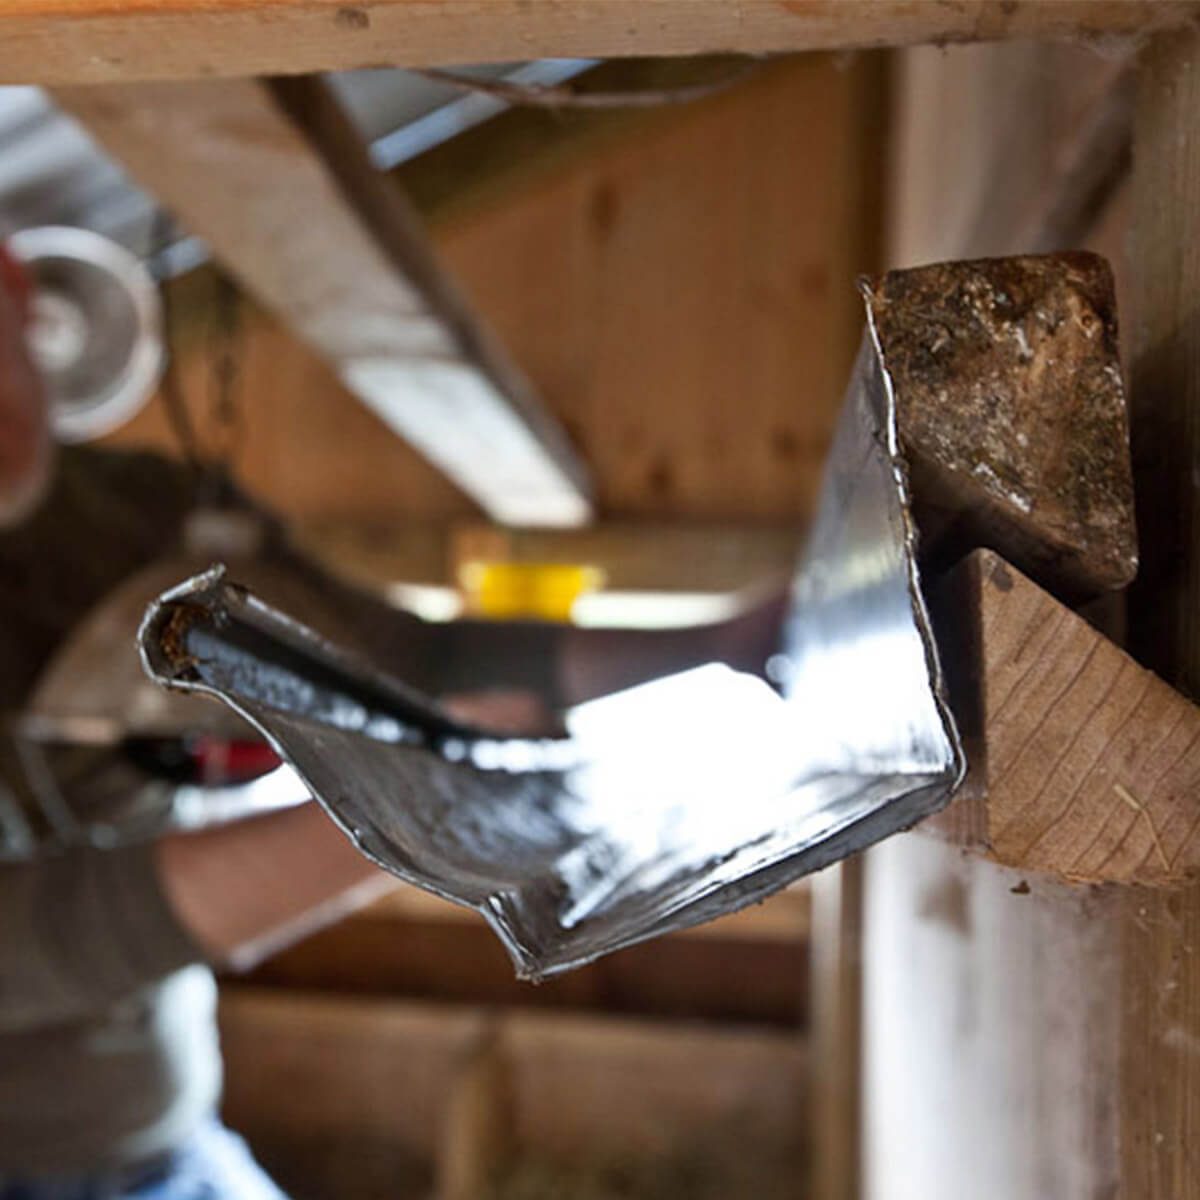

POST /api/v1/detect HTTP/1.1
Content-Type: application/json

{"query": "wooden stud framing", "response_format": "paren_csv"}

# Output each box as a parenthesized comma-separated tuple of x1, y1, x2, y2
(218, 989, 808, 1182)
(1119, 26, 1200, 1197)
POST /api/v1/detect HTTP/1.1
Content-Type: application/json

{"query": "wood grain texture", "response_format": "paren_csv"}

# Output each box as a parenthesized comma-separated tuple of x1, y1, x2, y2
(56, 76, 592, 527)
(437, 1021, 512, 1200)
(1119, 27, 1200, 1199)
(929, 549, 1200, 887)
(219, 988, 808, 1163)
(436, 56, 878, 521)
(0, 1, 1194, 85)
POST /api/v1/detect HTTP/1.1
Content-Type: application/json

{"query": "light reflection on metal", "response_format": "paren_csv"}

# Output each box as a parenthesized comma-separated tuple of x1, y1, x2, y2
(2, 510, 342, 857)
(0, 727, 312, 857)
(138, 329, 965, 978)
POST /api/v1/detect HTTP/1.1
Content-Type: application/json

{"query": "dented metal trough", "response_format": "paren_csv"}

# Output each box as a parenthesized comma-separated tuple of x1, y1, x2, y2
(139, 319, 964, 979)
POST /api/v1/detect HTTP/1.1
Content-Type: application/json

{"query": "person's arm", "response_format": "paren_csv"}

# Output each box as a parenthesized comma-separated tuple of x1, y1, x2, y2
(155, 802, 393, 972)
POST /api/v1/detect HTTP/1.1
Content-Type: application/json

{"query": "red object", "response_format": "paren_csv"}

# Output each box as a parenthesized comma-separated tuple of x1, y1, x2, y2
(189, 737, 283, 786)
(0, 239, 52, 527)
(0, 245, 34, 324)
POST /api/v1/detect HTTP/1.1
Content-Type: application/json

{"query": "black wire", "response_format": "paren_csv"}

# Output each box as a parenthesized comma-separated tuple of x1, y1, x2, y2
(148, 207, 203, 476)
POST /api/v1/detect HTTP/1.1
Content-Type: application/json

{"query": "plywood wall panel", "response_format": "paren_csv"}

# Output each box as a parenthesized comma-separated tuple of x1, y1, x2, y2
(436, 57, 877, 521)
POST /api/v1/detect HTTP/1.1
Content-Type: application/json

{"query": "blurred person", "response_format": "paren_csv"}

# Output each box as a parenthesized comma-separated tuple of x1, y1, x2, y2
(0, 254, 784, 1199)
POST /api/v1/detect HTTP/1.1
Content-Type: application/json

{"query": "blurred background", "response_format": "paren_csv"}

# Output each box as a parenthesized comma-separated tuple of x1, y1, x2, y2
(0, 34, 1139, 1200)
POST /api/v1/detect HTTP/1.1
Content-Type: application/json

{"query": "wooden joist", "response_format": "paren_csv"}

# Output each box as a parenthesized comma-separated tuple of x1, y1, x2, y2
(240, 884, 809, 1028)
(56, 76, 592, 527)
(3, 2, 1197, 86)
(294, 516, 800, 594)
(809, 859, 862, 1200)
(102, 56, 875, 531)
(218, 988, 808, 1194)
(929, 549, 1200, 888)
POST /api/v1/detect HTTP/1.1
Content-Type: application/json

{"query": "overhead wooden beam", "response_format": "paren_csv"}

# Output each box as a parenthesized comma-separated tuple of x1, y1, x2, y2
(4, 2, 1198, 86)
(55, 76, 592, 528)
(292, 516, 800, 594)
(399, 56, 755, 232)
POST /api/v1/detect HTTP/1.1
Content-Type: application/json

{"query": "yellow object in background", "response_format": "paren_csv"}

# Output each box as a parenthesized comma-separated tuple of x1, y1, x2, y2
(460, 561, 605, 622)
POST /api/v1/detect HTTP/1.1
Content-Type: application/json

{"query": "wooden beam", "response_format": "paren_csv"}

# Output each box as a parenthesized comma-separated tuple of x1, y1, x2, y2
(450, 520, 798, 595)
(104, 56, 875, 529)
(239, 885, 809, 1027)
(56, 76, 592, 527)
(290, 517, 800, 594)
(4, 2, 1197, 86)
(400, 56, 755, 232)
(218, 989, 808, 1174)
(1119, 26, 1200, 1197)
(928, 549, 1200, 887)
(888, 41, 1134, 266)
(437, 1021, 513, 1200)
(861, 833, 1122, 1200)
(860, 37, 1153, 1200)
(1127, 32, 1200, 691)
(809, 859, 862, 1200)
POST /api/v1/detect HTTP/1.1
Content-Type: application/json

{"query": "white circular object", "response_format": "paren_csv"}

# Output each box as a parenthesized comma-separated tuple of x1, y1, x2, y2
(8, 226, 164, 443)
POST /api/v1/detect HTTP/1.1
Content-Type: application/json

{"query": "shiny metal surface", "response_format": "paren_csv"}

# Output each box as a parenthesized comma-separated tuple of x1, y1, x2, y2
(138, 324, 964, 978)
(2, 509, 363, 858)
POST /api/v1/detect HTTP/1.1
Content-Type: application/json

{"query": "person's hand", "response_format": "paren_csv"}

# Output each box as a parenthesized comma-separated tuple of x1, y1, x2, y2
(0, 245, 52, 527)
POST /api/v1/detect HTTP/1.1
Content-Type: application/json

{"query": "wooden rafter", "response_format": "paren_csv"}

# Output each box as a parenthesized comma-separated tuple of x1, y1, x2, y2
(56, 75, 593, 527)
(3, 2, 1197, 85)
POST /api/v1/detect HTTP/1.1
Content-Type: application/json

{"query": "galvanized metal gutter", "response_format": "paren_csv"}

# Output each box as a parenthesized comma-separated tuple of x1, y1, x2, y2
(139, 319, 965, 978)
